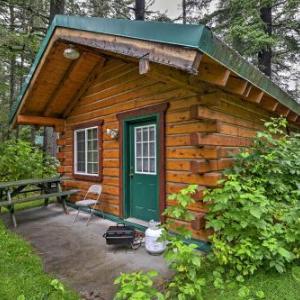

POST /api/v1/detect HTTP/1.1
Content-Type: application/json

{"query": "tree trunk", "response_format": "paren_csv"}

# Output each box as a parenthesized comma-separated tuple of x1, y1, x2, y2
(8, 4, 16, 140)
(135, 0, 145, 20)
(182, 0, 187, 24)
(9, 58, 16, 119)
(258, 6, 272, 77)
(30, 127, 36, 145)
(50, 0, 65, 23)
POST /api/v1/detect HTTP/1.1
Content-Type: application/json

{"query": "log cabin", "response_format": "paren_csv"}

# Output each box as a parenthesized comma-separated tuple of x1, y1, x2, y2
(10, 15, 300, 248)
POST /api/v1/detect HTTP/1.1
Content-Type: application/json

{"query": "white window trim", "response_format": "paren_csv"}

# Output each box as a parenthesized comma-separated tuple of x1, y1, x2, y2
(74, 126, 99, 176)
(134, 124, 157, 175)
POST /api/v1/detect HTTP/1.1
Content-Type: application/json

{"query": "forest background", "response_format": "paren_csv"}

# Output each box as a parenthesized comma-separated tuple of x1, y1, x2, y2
(0, 0, 299, 153)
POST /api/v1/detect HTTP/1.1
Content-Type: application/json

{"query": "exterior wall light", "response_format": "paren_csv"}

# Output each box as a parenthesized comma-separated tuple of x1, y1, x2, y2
(63, 45, 80, 60)
(106, 128, 119, 140)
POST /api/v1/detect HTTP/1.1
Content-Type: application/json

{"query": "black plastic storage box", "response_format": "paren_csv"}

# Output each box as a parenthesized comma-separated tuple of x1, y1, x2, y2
(103, 223, 135, 246)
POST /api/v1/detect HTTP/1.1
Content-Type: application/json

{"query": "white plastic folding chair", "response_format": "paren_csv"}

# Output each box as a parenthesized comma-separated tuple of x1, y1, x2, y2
(73, 184, 103, 226)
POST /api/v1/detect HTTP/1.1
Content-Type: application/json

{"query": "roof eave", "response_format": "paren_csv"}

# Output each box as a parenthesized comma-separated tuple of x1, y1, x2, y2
(198, 28, 300, 115)
(10, 15, 299, 126)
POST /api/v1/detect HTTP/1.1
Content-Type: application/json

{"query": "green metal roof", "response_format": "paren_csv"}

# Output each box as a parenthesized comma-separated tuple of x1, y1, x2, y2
(10, 15, 300, 123)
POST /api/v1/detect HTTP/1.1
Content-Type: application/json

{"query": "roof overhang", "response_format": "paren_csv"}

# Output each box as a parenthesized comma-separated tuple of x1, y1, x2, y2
(10, 15, 300, 127)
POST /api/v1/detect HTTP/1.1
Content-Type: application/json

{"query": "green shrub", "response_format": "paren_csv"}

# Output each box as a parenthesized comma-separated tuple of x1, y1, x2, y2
(114, 271, 164, 300)
(0, 139, 58, 181)
(162, 185, 206, 300)
(204, 118, 300, 277)
(164, 241, 205, 300)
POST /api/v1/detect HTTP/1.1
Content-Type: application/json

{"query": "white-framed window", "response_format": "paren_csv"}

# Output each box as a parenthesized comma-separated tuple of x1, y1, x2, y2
(135, 124, 156, 175)
(74, 126, 99, 176)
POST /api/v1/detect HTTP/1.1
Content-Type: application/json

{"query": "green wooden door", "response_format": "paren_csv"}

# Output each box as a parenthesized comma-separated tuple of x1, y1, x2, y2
(127, 119, 159, 221)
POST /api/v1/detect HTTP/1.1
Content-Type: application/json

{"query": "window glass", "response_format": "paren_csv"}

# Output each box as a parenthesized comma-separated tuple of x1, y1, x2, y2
(75, 126, 99, 176)
(76, 130, 86, 173)
(135, 124, 156, 175)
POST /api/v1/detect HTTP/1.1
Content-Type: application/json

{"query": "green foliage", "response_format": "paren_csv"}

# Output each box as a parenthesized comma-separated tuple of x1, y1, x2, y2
(162, 184, 198, 239)
(164, 240, 205, 300)
(227, 0, 277, 55)
(192, 0, 300, 97)
(0, 139, 58, 181)
(0, 220, 78, 300)
(46, 279, 67, 300)
(203, 266, 300, 300)
(204, 118, 300, 277)
(162, 185, 206, 300)
(291, 266, 300, 282)
(114, 271, 164, 300)
(0, 0, 47, 140)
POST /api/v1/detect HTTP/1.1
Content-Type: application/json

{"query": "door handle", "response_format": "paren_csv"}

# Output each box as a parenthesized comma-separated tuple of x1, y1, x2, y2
(129, 166, 134, 178)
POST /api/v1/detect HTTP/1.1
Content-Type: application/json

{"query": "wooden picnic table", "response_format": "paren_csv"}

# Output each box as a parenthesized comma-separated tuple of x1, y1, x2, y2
(0, 177, 79, 227)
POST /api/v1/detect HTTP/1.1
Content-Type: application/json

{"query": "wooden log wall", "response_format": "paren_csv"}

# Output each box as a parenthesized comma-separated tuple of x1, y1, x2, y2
(57, 57, 277, 241)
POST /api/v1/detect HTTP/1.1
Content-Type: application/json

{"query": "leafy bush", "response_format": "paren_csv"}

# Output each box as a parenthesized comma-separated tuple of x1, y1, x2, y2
(162, 185, 206, 300)
(0, 139, 58, 181)
(114, 271, 164, 300)
(164, 241, 205, 300)
(204, 118, 300, 276)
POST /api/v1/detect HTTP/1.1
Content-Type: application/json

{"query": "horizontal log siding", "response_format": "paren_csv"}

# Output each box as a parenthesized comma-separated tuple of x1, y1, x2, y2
(59, 58, 276, 241)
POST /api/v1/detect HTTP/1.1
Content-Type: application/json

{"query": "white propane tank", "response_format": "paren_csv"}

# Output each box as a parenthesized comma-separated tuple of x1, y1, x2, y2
(145, 220, 166, 255)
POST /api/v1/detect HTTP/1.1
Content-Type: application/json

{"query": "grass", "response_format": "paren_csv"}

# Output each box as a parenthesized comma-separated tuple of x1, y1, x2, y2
(203, 265, 300, 300)
(0, 220, 79, 300)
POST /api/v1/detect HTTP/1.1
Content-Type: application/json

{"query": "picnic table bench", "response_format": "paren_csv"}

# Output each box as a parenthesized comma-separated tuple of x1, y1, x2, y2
(0, 177, 79, 227)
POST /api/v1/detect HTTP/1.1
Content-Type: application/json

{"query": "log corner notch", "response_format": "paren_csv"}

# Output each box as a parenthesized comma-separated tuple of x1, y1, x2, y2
(191, 212, 206, 230)
(287, 111, 298, 123)
(16, 115, 65, 132)
(190, 158, 234, 175)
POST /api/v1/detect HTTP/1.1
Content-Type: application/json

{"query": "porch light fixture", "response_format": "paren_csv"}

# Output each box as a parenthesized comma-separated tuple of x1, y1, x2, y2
(106, 128, 119, 140)
(63, 45, 80, 60)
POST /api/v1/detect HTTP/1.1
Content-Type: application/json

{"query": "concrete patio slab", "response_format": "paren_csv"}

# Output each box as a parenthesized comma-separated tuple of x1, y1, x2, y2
(1, 204, 170, 300)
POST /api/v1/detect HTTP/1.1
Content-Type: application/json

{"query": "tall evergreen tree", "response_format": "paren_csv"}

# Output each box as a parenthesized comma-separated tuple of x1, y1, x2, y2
(0, 0, 48, 141)
(50, 0, 65, 21)
(181, 0, 198, 24)
(184, 0, 300, 99)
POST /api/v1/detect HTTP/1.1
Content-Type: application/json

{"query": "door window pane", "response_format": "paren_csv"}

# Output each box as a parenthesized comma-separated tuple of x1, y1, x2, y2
(136, 158, 142, 172)
(136, 143, 142, 157)
(134, 124, 156, 175)
(136, 128, 142, 142)
(142, 128, 148, 140)
(149, 142, 155, 157)
(143, 158, 149, 172)
(150, 158, 156, 173)
(143, 142, 148, 156)
(149, 127, 155, 141)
